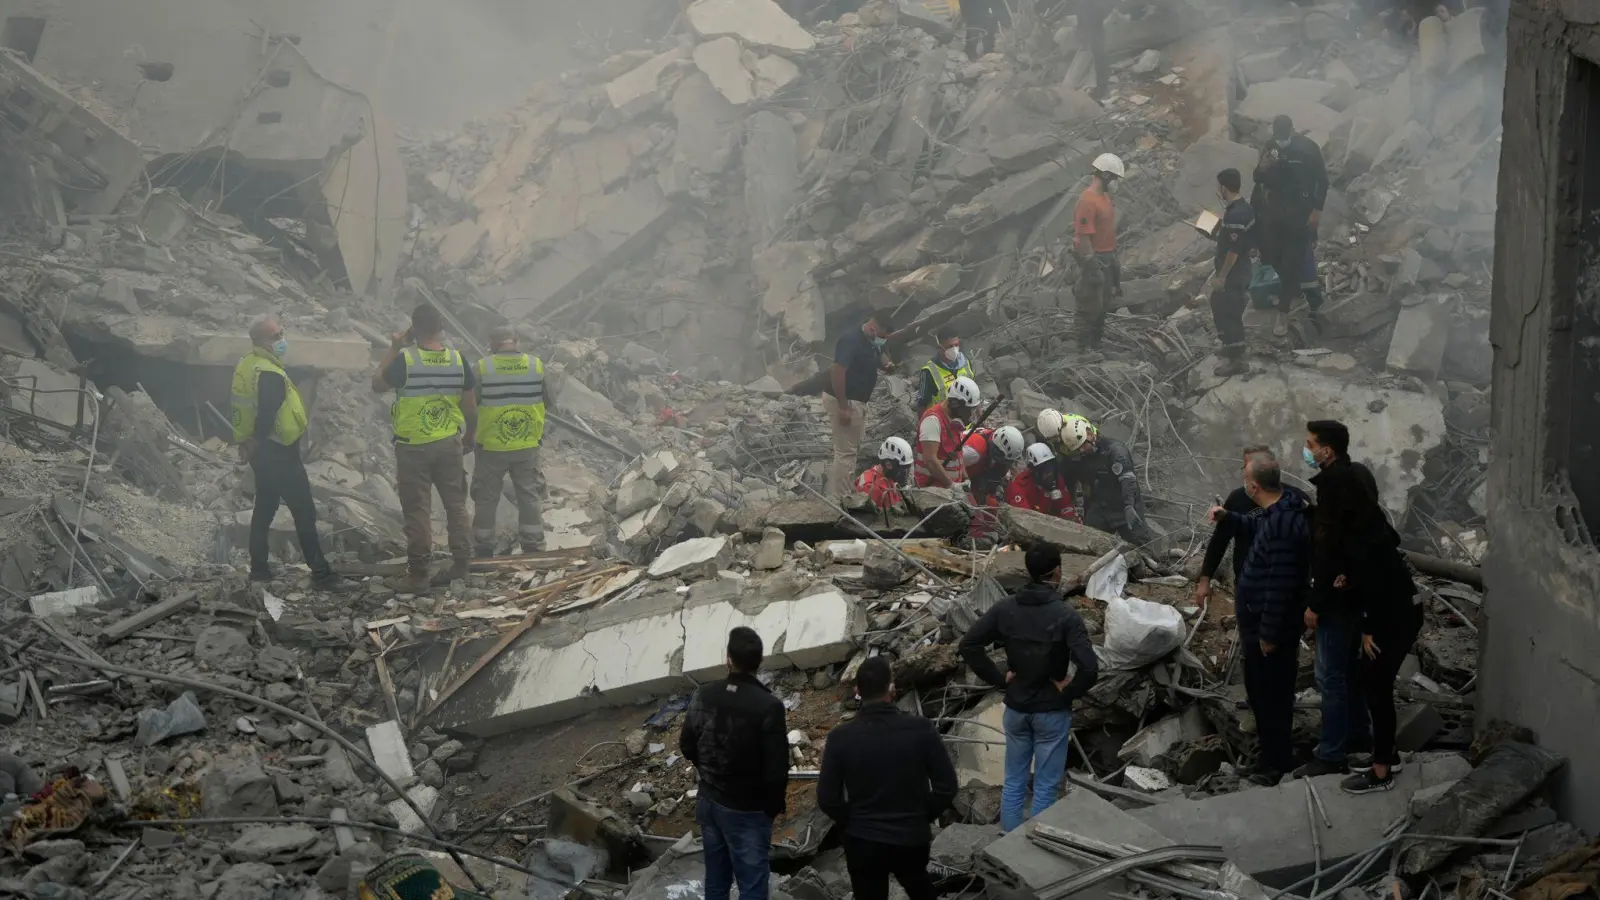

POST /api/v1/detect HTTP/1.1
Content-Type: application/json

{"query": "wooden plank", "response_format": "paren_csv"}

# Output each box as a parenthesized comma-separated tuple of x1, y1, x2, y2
(98, 591, 200, 644)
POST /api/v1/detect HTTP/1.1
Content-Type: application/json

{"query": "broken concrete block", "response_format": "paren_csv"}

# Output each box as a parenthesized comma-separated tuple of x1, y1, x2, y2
(977, 786, 1176, 898)
(1446, 6, 1486, 74)
(1000, 507, 1119, 556)
(0, 681, 23, 725)
(1235, 79, 1343, 143)
(604, 49, 685, 116)
(436, 220, 486, 269)
(201, 748, 279, 818)
(1319, 291, 1398, 339)
(388, 784, 440, 835)
(1173, 138, 1259, 216)
(1394, 703, 1446, 752)
(1239, 49, 1289, 84)
(226, 825, 319, 863)
(752, 241, 827, 343)
(752, 55, 800, 98)
(942, 155, 1089, 236)
(364, 721, 415, 784)
(647, 536, 731, 579)
(951, 696, 1006, 788)
(1386, 295, 1452, 379)
(671, 73, 741, 175)
(754, 527, 785, 570)
(1118, 706, 1209, 767)
(930, 823, 1002, 875)
(27, 586, 102, 618)
(614, 478, 662, 519)
(744, 112, 801, 249)
(694, 38, 753, 105)
(887, 263, 962, 301)
(642, 451, 680, 483)
(99, 276, 140, 314)
(686, 0, 816, 52)
(618, 503, 672, 545)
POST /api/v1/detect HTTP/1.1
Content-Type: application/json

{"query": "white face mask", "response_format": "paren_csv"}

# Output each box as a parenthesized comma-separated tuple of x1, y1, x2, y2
(943, 346, 961, 363)
(1048, 489, 1063, 501)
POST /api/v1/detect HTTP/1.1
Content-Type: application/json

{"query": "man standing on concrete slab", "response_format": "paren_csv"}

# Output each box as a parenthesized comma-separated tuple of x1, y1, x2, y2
(959, 547, 1098, 831)
(818, 656, 958, 900)
(230, 315, 351, 592)
(372, 304, 477, 593)
(681, 626, 790, 900)
(1253, 115, 1328, 338)
(1298, 419, 1383, 779)
(1201, 168, 1256, 377)
(1072, 153, 1125, 355)
(1194, 445, 1275, 607)
(824, 309, 895, 497)
(1341, 512, 1421, 794)
(470, 325, 549, 558)
(1208, 456, 1313, 785)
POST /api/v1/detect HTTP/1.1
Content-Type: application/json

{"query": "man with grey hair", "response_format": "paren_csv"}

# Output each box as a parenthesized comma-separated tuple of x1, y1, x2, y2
(229, 314, 350, 590)
(470, 324, 549, 556)
(1208, 453, 1313, 785)
(1194, 444, 1275, 606)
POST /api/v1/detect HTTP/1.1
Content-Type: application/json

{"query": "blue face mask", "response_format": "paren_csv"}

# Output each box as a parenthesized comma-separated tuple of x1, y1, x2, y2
(872, 337, 887, 350)
(271, 338, 288, 357)
(1303, 447, 1319, 469)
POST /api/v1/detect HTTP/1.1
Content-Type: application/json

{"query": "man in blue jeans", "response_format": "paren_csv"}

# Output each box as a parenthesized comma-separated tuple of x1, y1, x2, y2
(680, 626, 790, 900)
(959, 547, 1098, 831)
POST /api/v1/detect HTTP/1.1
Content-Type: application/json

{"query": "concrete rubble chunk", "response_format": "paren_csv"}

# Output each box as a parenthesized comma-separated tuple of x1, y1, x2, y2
(1394, 702, 1446, 751)
(614, 478, 663, 519)
(1119, 706, 1209, 767)
(744, 112, 802, 249)
(1000, 506, 1119, 556)
(753, 55, 800, 98)
(754, 527, 786, 570)
(389, 784, 441, 835)
(978, 786, 1176, 898)
(887, 263, 962, 301)
(201, 748, 279, 818)
(1236, 78, 1343, 143)
(365, 721, 415, 784)
(642, 451, 681, 483)
(733, 494, 971, 542)
(671, 73, 741, 175)
(1174, 138, 1259, 215)
(694, 38, 754, 105)
(605, 49, 686, 116)
(1386, 295, 1453, 379)
(930, 823, 1003, 874)
(647, 536, 731, 579)
(752, 241, 828, 343)
(686, 0, 816, 52)
(226, 824, 320, 863)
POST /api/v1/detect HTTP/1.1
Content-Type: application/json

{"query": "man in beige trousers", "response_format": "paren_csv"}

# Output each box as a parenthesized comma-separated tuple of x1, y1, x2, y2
(823, 310, 895, 497)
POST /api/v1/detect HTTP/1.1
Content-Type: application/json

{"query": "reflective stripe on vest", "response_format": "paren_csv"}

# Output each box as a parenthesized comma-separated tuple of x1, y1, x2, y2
(475, 353, 546, 451)
(913, 404, 966, 484)
(920, 360, 976, 409)
(229, 349, 308, 446)
(391, 347, 466, 445)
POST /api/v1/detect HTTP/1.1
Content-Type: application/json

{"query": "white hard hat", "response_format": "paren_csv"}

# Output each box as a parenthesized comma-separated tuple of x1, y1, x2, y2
(948, 376, 981, 407)
(1036, 409, 1064, 441)
(993, 425, 1026, 462)
(879, 436, 914, 467)
(1025, 442, 1056, 467)
(1059, 414, 1094, 453)
(1092, 153, 1126, 178)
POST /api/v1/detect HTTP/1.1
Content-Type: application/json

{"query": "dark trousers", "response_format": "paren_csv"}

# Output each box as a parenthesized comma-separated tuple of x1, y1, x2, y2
(964, 0, 1009, 58)
(1314, 606, 1371, 761)
(1210, 282, 1249, 347)
(1362, 603, 1425, 766)
(249, 439, 331, 576)
(844, 835, 936, 900)
(1242, 627, 1301, 774)
(1079, 0, 1111, 94)
(697, 796, 773, 900)
(1264, 224, 1323, 313)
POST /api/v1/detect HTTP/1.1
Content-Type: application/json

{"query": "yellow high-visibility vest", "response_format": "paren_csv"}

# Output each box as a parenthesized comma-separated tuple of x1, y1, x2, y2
(475, 353, 546, 451)
(230, 349, 308, 446)
(390, 347, 466, 445)
(919, 359, 976, 409)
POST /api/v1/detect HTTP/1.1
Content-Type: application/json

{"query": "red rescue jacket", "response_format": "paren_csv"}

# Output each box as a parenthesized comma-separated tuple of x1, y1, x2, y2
(854, 465, 904, 510)
(1005, 468, 1081, 522)
(914, 404, 967, 487)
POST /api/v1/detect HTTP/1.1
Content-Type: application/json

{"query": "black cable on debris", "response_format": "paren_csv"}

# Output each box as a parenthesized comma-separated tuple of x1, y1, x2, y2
(19, 649, 489, 893)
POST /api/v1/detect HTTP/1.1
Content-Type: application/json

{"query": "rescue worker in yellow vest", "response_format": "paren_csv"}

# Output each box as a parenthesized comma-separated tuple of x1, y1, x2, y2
(470, 325, 549, 557)
(372, 304, 478, 593)
(914, 327, 977, 413)
(231, 316, 351, 591)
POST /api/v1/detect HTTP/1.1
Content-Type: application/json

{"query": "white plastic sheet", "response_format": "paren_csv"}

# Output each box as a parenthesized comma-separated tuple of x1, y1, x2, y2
(1097, 595, 1186, 670)
(1086, 553, 1129, 603)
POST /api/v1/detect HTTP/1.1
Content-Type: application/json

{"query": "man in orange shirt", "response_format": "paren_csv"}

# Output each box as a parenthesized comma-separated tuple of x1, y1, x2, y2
(1072, 153, 1126, 354)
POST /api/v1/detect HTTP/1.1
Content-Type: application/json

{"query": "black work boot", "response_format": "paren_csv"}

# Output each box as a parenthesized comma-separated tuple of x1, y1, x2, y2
(431, 557, 471, 586)
(473, 544, 496, 560)
(1215, 345, 1248, 377)
(249, 565, 277, 583)
(311, 570, 356, 593)
(398, 565, 432, 595)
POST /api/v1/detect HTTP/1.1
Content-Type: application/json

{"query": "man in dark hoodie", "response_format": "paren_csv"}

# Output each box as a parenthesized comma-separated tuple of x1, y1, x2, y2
(818, 656, 958, 900)
(680, 627, 790, 900)
(959, 547, 1099, 831)
(1209, 455, 1313, 785)
(1297, 419, 1379, 778)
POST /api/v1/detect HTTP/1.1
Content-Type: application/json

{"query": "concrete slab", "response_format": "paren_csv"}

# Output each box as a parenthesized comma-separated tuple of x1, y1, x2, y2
(977, 787, 1177, 900)
(100, 321, 372, 371)
(1386, 295, 1452, 379)
(604, 49, 686, 117)
(951, 696, 1006, 787)
(365, 721, 415, 783)
(1127, 755, 1473, 886)
(1000, 507, 1119, 556)
(686, 0, 816, 52)
(693, 38, 753, 105)
(430, 581, 862, 737)
(647, 536, 730, 580)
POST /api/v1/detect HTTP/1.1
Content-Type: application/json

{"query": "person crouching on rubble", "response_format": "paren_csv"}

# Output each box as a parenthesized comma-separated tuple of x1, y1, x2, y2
(1057, 414, 1154, 544)
(958, 423, 1028, 548)
(1006, 442, 1081, 522)
(1207, 455, 1312, 786)
(959, 547, 1098, 832)
(857, 437, 915, 510)
(914, 376, 981, 490)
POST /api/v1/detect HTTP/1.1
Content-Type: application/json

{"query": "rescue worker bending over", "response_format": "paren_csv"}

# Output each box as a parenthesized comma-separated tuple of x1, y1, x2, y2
(856, 437, 914, 510)
(1006, 443, 1080, 522)
(915, 327, 976, 412)
(1057, 415, 1154, 543)
(915, 376, 981, 489)
(964, 424, 1026, 503)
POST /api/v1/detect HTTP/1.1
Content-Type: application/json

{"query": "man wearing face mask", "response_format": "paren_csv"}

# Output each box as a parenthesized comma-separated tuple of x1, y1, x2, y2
(914, 376, 981, 490)
(1006, 443, 1080, 522)
(1072, 154, 1126, 355)
(230, 315, 351, 591)
(1200, 168, 1256, 377)
(824, 310, 896, 497)
(1253, 116, 1328, 338)
(1206, 455, 1312, 785)
(856, 437, 915, 511)
(914, 328, 976, 413)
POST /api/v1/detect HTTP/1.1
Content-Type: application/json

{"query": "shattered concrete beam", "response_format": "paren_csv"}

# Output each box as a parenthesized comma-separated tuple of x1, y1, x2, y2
(732, 491, 971, 544)
(1000, 507, 1120, 556)
(427, 580, 864, 737)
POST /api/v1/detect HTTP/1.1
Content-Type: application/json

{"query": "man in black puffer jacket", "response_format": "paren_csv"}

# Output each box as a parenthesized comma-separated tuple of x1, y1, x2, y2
(680, 627, 789, 900)
(959, 547, 1098, 831)
(1210, 455, 1313, 785)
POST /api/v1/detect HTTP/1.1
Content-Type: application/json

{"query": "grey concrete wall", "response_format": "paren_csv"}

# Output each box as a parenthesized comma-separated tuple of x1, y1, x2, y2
(5, 0, 674, 137)
(1480, 0, 1600, 835)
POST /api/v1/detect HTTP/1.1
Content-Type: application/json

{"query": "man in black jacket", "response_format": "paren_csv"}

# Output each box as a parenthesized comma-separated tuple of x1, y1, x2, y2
(818, 657, 958, 900)
(1209, 456, 1313, 785)
(1253, 115, 1329, 338)
(1298, 419, 1380, 778)
(1193, 444, 1274, 607)
(958, 547, 1099, 831)
(680, 627, 789, 900)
